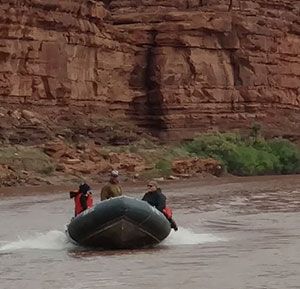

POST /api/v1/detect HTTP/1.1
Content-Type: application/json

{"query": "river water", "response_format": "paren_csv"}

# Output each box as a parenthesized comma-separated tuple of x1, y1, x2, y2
(0, 175, 299, 289)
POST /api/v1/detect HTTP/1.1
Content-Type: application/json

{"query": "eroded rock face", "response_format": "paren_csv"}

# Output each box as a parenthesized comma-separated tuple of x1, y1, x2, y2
(0, 0, 299, 140)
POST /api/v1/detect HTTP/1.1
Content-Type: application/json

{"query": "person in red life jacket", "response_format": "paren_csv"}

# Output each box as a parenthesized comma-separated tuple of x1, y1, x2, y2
(142, 180, 178, 231)
(69, 183, 93, 217)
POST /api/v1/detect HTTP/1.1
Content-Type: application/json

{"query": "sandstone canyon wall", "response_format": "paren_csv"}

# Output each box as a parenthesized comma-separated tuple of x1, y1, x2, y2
(0, 0, 299, 140)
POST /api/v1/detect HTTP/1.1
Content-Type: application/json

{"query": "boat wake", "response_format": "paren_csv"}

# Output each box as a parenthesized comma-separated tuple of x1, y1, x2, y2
(0, 227, 224, 252)
(162, 227, 224, 246)
(0, 230, 73, 252)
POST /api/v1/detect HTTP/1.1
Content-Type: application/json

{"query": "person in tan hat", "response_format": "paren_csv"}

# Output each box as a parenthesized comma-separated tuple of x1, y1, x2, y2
(100, 170, 122, 201)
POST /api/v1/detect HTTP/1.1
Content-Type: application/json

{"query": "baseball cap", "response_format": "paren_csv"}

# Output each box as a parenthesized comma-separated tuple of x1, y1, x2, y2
(111, 170, 119, 177)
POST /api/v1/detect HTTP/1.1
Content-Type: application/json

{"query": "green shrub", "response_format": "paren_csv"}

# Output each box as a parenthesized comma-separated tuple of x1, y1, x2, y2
(155, 159, 172, 176)
(227, 146, 281, 176)
(183, 133, 238, 162)
(179, 133, 300, 176)
(269, 139, 300, 174)
(167, 146, 191, 159)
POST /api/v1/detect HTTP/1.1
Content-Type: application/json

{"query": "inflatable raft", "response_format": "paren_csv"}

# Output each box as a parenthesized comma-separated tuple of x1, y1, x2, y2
(66, 196, 171, 249)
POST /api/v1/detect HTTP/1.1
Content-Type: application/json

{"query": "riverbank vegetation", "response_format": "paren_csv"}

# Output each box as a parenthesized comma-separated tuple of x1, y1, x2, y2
(117, 132, 300, 177)
(0, 118, 299, 186)
(179, 133, 300, 176)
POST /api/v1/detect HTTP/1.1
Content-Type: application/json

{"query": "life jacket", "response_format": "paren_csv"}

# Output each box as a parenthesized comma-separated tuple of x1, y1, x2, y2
(74, 192, 93, 216)
(74, 192, 84, 216)
(163, 207, 173, 219)
(86, 193, 93, 208)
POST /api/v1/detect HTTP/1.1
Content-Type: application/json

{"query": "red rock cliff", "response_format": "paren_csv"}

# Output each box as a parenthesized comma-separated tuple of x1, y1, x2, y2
(0, 0, 299, 140)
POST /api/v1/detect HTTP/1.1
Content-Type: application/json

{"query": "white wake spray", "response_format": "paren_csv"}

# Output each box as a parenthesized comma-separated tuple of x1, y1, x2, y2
(0, 230, 73, 252)
(162, 227, 224, 246)
(0, 228, 224, 252)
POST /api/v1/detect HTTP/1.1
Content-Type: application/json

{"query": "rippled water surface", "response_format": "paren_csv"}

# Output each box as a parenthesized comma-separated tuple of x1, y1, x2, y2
(0, 176, 299, 289)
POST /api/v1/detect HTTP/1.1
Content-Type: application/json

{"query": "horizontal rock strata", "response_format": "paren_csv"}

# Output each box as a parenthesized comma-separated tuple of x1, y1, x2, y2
(0, 0, 299, 140)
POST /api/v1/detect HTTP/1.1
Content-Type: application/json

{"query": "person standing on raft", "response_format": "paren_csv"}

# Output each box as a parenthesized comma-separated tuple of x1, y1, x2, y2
(69, 183, 94, 217)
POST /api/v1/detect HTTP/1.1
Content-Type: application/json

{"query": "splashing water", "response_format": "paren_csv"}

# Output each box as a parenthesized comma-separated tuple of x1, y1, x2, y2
(163, 227, 225, 246)
(0, 227, 224, 252)
(0, 230, 73, 252)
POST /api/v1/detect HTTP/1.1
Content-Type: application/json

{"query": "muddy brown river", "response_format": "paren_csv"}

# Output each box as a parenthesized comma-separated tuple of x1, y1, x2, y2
(0, 175, 299, 289)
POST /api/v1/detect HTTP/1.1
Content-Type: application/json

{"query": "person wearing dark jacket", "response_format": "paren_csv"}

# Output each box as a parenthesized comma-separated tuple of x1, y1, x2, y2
(142, 181, 166, 212)
(70, 183, 93, 217)
(142, 181, 178, 231)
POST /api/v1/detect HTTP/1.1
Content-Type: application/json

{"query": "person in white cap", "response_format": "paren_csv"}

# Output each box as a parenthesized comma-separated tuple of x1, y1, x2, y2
(100, 170, 122, 200)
